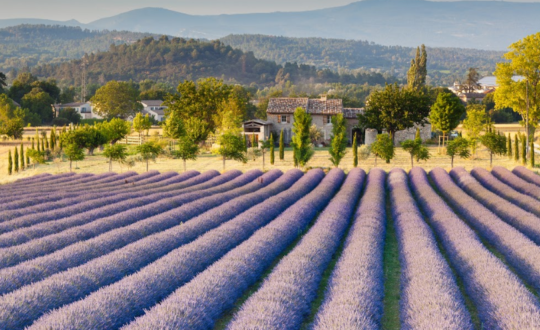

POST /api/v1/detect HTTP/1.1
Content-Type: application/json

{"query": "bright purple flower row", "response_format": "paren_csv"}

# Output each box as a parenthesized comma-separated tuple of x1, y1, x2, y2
(26, 169, 325, 330)
(228, 168, 365, 329)
(10, 173, 53, 185)
(312, 168, 386, 330)
(512, 165, 540, 187)
(0, 171, 198, 225)
(0, 171, 213, 245)
(471, 168, 540, 217)
(388, 168, 473, 330)
(491, 166, 540, 199)
(0, 170, 283, 297)
(0, 170, 240, 269)
(120, 169, 342, 330)
(411, 167, 540, 329)
(0, 170, 285, 329)
(447, 168, 540, 292)
(0, 170, 158, 203)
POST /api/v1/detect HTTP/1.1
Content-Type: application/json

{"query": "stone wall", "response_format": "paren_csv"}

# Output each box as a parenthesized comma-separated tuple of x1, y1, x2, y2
(393, 123, 432, 145)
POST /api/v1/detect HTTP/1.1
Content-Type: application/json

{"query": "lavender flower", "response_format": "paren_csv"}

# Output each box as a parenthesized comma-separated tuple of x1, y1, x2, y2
(411, 167, 540, 329)
(491, 166, 540, 199)
(313, 168, 387, 330)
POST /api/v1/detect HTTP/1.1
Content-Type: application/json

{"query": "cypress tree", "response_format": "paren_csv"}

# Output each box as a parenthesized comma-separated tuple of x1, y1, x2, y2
(50, 128, 56, 150)
(353, 134, 358, 168)
(279, 129, 284, 160)
(14, 147, 19, 173)
(31, 138, 35, 150)
(508, 133, 512, 159)
(531, 140, 535, 168)
(26, 153, 30, 168)
(8, 150, 12, 175)
(37, 137, 41, 152)
(41, 138, 45, 152)
(415, 128, 421, 141)
(515, 134, 519, 162)
(45, 135, 49, 149)
(20, 143, 25, 170)
(522, 136, 527, 165)
(269, 134, 275, 165)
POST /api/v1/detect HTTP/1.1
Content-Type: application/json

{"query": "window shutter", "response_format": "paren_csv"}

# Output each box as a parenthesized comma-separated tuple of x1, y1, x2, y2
(323, 116, 327, 125)
(276, 115, 280, 123)
(286, 115, 290, 124)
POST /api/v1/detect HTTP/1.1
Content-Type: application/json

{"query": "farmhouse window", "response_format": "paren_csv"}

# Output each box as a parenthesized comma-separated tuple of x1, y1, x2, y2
(325, 115, 332, 124)
(281, 115, 288, 123)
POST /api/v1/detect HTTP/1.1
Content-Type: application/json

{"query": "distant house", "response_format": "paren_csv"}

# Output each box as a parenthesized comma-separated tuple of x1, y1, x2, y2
(140, 100, 166, 122)
(242, 119, 272, 146)
(264, 96, 364, 145)
(248, 96, 431, 146)
(52, 102, 101, 120)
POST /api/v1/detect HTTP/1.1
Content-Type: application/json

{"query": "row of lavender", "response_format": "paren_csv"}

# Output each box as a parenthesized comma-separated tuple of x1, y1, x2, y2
(3, 166, 540, 329)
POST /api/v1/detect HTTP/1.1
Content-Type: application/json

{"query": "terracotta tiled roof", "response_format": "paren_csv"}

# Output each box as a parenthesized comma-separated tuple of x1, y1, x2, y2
(267, 97, 343, 114)
(267, 98, 309, 113)
(343, 108, 365, 119)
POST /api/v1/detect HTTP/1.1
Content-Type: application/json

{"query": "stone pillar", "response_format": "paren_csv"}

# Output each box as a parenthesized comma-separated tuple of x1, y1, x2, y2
(365, 128, 378, 146)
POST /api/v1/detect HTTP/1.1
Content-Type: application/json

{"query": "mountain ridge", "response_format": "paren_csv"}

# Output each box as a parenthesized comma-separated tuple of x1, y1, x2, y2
(0, 1, 539, 49)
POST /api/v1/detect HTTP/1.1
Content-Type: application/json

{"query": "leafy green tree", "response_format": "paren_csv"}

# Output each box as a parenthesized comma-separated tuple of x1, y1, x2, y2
(0, 71, 6, 94)
(462, 104, 487, 156)
(216, 132, 247, 171)
(360, 83, 431, 143)
(63, 143, 85, 172)
(269, 134, 275, 165)
(163, 112, 185, 140)
(57, 108, 82, 124)
(136, 141, 163, 172)
(216, 94, 246, 135)
(14, 147, 19, 173)
(447, 137, 471, 168)
(495, 33, 540, 148)
(329, 113, 347, 167)
(81, 126, 108, 155)
(352, 134, 358, 167)
(430, 91, 465, 147)
(103, 144, 127, 172)
(184, 117, 209, 144)
(133, 113, 152, 138)
(0, 95, 25, 139)
(371, 133, 394, 165)
(480, 132, 507, 167)
(99, 118, 131, 144)
(164, 78, 234, 137)
(279, 129, 284, 160)
(401, 138, 430, 168)
(27, 149, 45, 169)
(291, 107, 314, 167)
(309, 125, 323, 145)
(174, 138, 199, 172)
(21, 88, 54, 123)
(8, 72, 37, 103)
(8, 149, 12, 175)
(91, 81, 143, 119)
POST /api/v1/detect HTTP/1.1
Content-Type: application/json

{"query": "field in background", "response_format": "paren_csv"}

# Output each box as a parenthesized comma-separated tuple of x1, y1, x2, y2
(0, 123, 531, 184)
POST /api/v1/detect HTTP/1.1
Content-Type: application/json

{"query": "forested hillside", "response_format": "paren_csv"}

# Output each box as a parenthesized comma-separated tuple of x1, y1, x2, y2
(221, 35, 506, 86)
(0, 25, 157, 73)
(30, 36, 396, 87)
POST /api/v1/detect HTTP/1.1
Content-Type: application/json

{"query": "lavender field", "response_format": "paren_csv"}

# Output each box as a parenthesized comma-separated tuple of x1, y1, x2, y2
(1, 166, 540, 329)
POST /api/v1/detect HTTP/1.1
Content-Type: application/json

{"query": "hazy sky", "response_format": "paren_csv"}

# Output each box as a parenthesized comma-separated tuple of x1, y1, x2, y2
(2, 0, 540, 22)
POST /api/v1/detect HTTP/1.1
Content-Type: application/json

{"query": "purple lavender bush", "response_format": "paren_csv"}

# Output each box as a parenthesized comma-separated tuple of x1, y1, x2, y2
(491, 166, 540, 199)
(227, 168, 365, 329)
(388, 168, 473, 330)
(120, 169, 343, 330)
(0, 170, 247, 269)
(312, 168, 386, 330)
(512, 166, 540, 187)
(410, 167, 540, 329)
(21, 169, 326, 330)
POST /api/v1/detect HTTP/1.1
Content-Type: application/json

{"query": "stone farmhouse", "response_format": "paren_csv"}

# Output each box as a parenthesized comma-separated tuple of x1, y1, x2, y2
(140, 100, 167, 122)
(242, 96, 430, 146)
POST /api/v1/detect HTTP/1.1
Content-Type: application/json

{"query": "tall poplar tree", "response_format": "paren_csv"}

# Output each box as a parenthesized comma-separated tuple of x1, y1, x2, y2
(8, 149, 12, 175)
(531, 140, 535, 168)
(508, 133, 513, 158)
(14, 147, 19, 172)
(291, 107, 313, 167)
(20, 143, 24, 169)
(279, 129, 284, 160)
(269, 134, 275, 165)
(515, 133, 520, 162)
(352, 134, 358, 168)
(329, 114, 348, 167)
(407, 45, 427, 91)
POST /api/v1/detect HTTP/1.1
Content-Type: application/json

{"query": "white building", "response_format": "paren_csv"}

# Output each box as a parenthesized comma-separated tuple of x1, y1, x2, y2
(53, 102, 102, 120)
(140, 100, 166, 122)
